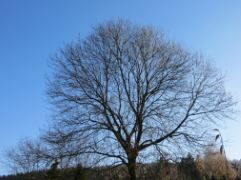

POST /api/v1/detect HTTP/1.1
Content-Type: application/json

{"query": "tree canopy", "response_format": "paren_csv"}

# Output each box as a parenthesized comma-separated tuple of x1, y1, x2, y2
(46, 20, 234, 180)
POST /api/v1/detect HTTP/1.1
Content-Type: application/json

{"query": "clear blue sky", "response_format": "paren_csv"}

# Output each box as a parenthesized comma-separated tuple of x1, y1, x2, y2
(0, 0, 241, 174)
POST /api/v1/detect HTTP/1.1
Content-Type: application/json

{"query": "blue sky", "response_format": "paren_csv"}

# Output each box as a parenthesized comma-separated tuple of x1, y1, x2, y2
(0, 0, 241, 174)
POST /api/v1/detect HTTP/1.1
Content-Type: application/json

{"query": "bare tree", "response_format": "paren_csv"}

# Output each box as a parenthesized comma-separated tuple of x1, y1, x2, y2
(5, 138, 48, 174)
(4, 136, 84, 176)
(41, 125, 88, 169)
(47, 20, 234, 180)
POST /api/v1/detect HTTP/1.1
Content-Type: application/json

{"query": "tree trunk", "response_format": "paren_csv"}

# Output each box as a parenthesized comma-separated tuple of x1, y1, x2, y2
(128, 157, 137, 180)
